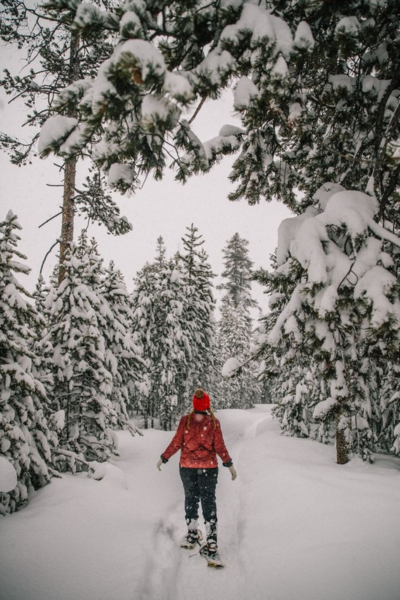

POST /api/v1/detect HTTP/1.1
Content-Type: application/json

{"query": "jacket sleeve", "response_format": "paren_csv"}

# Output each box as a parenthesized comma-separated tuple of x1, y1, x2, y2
(161, 417, 186, 461)
(213, 420, 233, 466)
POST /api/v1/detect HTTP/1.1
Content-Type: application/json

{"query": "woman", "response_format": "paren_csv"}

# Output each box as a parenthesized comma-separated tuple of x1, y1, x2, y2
(157, 387, 237, 558)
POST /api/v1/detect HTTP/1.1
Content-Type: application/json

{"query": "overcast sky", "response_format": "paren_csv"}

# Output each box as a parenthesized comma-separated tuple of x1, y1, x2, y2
(0, 46, 291, 316)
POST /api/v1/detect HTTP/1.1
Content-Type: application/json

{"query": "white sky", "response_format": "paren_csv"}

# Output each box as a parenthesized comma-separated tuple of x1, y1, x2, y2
(0, 47, 291, 316)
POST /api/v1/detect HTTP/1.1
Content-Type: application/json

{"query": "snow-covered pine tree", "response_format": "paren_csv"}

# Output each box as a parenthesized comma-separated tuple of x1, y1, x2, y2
(156, 261, 191, 429)
(101, 260, 143, 430)
(131, 262, 159, 428)
(132, 238, 192, 429)
(254, 251, 321, 434)
(215, 296, 261, 409)
(154, 236, 167, 270)
(213, 233, 261, 409)
(32, 275, 56, 409)
(0, 212, 58, 514)
(41, 232, 135, 467)
(219, 233, 258, 314)
(177, 224, 216, 395)
(33, 275, 50, 325)
(256, 186, 400, 464)
(375, 361, 400, 454)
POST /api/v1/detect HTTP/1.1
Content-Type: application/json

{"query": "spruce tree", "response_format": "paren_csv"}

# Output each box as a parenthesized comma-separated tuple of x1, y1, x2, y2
(214, 296, 261, 410)
(213, 233, 261, 409)
(132, 240, 192, 429)
(0, 212, 58, 514)
(40, 232, 137, 466)
(101, 260, 143, 429)
(256, 187, 400, 464)
(154, 236, 167, 270)
(219, 233, 257, 313)
(131, 262, 160, 428)
(177, 224, 216, 394)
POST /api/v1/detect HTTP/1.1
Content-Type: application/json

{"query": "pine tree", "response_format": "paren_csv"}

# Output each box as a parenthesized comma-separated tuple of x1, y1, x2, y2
(213, 233, 261, 409)
(213, 296, 261, 410)
(0, 212, 58, 514)
(131, 262, 160, 428)
(32, 275, 55, 406)
(219, 233, 257, 313)
(254, 253, 320, 435)
(33, 275, 50, 325)
(154, 236, 167, 270)
(375, 361, 400, 454)
(156, 261, 191, 429)
(101, 260, 143, 429)
(256, 187, 400, 464)
(40, 232, 136, 466)
(177, 224, 216, 393)
(132, 240, 192, 429)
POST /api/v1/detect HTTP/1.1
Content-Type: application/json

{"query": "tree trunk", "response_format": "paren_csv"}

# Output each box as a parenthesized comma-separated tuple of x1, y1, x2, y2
(58, 157, 77, 284)
(335, 406, 349, 465)
(58, 30, 80, 285)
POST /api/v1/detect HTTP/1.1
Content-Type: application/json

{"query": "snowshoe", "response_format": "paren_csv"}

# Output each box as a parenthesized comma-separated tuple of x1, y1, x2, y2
(199, 543, 224, 569)
(180, 529, 203, 549)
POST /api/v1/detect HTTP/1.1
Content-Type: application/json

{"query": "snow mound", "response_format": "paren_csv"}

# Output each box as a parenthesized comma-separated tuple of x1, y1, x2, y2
(88, 461, 128, 490)
(222, 357, 241, 378)
(0, 456, 17, 493)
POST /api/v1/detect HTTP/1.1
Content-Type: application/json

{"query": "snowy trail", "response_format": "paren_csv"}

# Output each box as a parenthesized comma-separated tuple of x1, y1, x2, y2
(133, 408, 268, 600)
(172, 409, 268, 600)
(1, 406, 400, 600)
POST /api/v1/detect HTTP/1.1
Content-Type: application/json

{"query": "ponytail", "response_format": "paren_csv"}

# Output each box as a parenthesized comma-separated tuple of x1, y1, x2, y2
(208, 408, 217, 429)
(186, 409, 195, 429)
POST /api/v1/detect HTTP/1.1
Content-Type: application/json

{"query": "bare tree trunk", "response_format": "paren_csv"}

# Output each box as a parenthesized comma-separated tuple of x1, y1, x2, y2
(336, 405, 349, 465)
(58, 30, 80, 285)
(58, 156, 77, 284)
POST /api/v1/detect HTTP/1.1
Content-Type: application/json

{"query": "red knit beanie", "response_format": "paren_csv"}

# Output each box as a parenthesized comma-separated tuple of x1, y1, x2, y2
(193, 388, 210, 411)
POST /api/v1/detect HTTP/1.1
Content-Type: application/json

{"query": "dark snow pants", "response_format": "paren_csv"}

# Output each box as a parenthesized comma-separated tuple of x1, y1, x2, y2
(179, 466, 218, 540)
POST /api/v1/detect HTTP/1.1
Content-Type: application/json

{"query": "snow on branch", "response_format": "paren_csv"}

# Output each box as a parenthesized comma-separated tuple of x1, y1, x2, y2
(271, 187, 400, 345)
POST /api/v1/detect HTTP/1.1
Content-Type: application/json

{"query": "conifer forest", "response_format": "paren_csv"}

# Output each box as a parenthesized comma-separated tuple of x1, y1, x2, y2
(1, 4, 400, 597)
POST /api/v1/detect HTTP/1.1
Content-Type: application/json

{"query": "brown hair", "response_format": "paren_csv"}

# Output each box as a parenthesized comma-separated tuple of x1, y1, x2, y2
(187, 408, 217, 429)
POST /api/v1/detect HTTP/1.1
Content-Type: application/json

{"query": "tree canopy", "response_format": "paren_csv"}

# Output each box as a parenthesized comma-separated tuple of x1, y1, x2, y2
(22, 0, 399, 220)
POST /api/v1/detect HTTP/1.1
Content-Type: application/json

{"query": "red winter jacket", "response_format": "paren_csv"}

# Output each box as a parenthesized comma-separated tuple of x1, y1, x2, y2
(161, 414, 232, 469)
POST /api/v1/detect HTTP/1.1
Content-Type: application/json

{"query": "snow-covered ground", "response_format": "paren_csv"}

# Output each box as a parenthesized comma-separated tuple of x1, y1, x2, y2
(1, 405, 400, 600)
